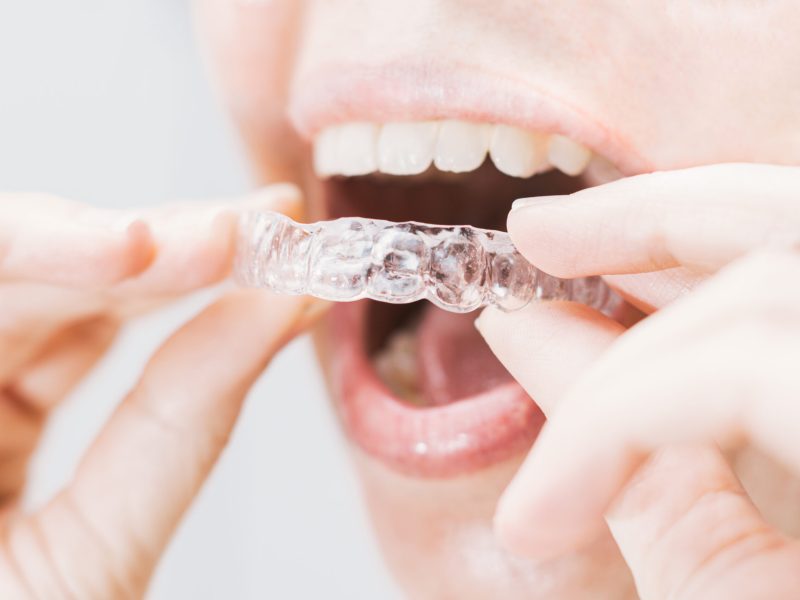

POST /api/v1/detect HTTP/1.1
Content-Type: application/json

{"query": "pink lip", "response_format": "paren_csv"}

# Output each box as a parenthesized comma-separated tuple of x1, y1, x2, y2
(299, 60, 638, 477)
(288, 59, 653, 176)
(329, 301, 544, 478)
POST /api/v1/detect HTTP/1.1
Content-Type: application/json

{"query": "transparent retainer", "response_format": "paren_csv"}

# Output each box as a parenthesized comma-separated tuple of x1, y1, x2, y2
(235, 212, 619, 315)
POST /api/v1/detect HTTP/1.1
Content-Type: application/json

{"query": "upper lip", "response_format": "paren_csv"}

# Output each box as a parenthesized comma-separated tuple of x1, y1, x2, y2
(288, 57, 654, 176)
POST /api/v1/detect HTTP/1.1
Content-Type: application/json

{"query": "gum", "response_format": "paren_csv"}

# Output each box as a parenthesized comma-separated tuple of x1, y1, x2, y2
(235, 211, 618, 314)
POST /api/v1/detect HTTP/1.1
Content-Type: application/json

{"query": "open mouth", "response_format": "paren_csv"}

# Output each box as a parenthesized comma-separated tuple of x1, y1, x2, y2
(298, 104, 627, 477)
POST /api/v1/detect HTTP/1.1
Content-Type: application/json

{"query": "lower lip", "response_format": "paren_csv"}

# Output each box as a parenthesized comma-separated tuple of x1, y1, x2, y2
(325, 301, 545, 478)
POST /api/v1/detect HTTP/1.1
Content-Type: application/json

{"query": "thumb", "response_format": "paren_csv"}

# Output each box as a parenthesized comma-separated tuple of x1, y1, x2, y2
(8, 290, 312, 599)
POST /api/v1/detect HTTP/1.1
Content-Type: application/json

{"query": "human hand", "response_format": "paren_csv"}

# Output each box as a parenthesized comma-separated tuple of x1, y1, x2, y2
(477, 164, 800, 599)
(0, 184, 301, 391)
(0, 187, 313, 598)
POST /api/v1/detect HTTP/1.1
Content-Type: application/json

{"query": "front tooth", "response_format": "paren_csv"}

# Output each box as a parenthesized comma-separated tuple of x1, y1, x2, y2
(489, 125, 549, 178)
(334, 122, 379, 176)
(548, 135, 592, 176)
(378, 122, 439, 175)
(313, 126, 341, 177)
(434, 120, 490, 173)
(584, 155, 622, 186)
(312, 122, 378, 177)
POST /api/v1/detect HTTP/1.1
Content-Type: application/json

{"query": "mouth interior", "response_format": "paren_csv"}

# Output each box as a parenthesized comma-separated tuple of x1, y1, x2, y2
(321, 161, 588, 408)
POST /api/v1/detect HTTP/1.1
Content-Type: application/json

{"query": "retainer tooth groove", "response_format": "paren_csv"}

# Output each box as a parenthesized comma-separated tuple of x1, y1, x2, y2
(235, 211, 619, 315)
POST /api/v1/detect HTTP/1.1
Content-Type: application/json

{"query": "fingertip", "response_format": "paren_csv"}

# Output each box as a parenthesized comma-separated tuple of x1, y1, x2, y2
(493, 474, 537, 556)
(187, 209, 241, 287)
(495, 392, 640, 560)
(476, 301, 623, 413)
(493, 437, 562, 559)
(122, 218, 157, 278)
(493, 501, 535, 558)
(239, 183, 304, 219)
(70, 217, 155, 287)
(507, 199, 581, 279)
(493, 472, 582, 561)
(161, 185, 305, 290)
(494, 458, 614, 562)
(111, 186, 306, 296)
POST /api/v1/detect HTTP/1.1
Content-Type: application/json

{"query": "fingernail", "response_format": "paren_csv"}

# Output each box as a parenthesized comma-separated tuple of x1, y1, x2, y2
(511, 195, 563, 213)
(125, 219, 157, 270)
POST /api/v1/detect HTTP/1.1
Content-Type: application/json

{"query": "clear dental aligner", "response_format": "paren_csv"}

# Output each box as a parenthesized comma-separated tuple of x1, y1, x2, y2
(235, 212, 619, 315)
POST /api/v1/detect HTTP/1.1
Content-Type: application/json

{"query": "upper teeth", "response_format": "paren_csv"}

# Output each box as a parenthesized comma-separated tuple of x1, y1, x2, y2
(313, 120, 594, 179)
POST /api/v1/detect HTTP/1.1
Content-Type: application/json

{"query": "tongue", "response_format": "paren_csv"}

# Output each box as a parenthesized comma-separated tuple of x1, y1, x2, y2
(416, 305, 515, 406)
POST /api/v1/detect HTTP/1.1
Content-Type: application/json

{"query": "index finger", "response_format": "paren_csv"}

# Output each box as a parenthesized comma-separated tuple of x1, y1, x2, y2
(492, 250, 800, 560)
(0, 185, 301, 291)
(0, 193, 155, 286)
(114, 184, 302, 296)
(507, 163, 800, 277)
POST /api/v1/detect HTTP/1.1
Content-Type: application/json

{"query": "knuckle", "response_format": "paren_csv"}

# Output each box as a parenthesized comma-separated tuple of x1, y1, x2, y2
(643, 489, 783, 600)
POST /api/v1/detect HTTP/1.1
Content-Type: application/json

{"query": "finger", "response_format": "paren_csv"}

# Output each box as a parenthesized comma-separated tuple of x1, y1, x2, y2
(0, 390, 42, 505)
(480, 259, 800, 599)
(606, 444, 800, 600)
(0, 323, 55, 386)
(475, 301, 625, 414)
(508, 163, 800, 277)
(112, 184, 302, 296)
(733, 446, 800, 539)
(0, 185, 300, 291)
(493, 249, 800, 560)
(605, 267, 706, 313)
(0, 185, 300, 383)
(0, 283, 113, 384)
(0, 194, 155, 286)
(0, 318, 118, 505)
(9, 290, 310, 598)
(11, 316, 119, 412)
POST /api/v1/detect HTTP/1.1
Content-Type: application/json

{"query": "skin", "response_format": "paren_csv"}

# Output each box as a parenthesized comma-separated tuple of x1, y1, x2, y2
(479, 164, 800, 599)
(2, 1, 798, 599)
(0, 187, 318, 598)
(194, 1, 800, 598)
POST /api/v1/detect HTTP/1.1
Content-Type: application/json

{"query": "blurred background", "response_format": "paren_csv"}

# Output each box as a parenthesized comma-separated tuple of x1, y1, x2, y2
(0, 1, 398, 598)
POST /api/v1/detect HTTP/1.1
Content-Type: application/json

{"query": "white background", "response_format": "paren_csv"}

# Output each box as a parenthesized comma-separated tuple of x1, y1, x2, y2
(0, 1, 398, 598)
